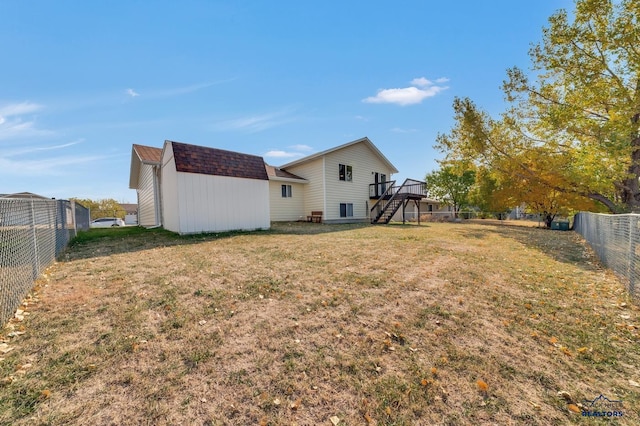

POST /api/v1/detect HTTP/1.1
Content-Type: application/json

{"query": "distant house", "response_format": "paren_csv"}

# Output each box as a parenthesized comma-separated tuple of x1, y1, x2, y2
(0, 192, 50, 199)
(129, 137, 428, 234)
(119, 203, 139, 225)
(129, 144, 162, 227)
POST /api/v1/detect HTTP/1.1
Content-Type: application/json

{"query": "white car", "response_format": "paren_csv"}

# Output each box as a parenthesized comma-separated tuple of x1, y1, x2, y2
(90, 217, 126, 228)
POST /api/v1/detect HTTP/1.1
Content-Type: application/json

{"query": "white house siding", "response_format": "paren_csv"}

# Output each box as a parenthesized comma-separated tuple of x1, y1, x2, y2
(284, 157, 326, 218)
(137, 163, 159, 227)
(173, 172, 270, 234)
(323, 143, 395, 223)
(269, 181, 306, 221)
(160, 144, 180, 232)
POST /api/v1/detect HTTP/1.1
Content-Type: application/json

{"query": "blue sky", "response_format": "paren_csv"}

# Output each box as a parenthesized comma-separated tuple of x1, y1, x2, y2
(1, 0, 572, 202)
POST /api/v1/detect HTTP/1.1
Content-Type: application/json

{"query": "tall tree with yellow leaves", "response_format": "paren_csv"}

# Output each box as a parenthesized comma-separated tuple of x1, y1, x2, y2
(437, 0, 640, 213)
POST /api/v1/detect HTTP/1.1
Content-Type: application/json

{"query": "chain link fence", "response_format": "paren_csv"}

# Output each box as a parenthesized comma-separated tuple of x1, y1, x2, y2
(574, 212, 640, 300)
(0, 198, 89, 326)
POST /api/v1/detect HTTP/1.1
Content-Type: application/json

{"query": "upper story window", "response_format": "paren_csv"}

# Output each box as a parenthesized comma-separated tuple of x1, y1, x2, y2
(281, 184, 292, 198)
(339, 164, 352, 181)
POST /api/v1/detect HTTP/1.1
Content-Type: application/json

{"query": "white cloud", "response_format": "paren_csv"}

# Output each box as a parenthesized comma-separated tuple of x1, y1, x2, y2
(391, 127, 417, 133)
(4, 139, 84, 157)
(289, 144, 313, 152)
(126, 88, 140, 97)
(354, 115, 369, 122)
(363, 77, 449, 106)
(411, 77, 433, 87)
(0, 102, 53, 141)
(0, 154, 107, 177)
(263, 150, 305, 159)
(0, 102, 43, 117)
(214, 107, 297, 133)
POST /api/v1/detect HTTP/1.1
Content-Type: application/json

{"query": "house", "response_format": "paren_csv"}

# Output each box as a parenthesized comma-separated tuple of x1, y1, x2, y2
(0, 192, 51, 199)
(129, 137, 428, 234)
(118, 203, 139, 225)
(265, 164, 309, 222)
(129, 144, 162, 227)
(274, 137, 399, 223)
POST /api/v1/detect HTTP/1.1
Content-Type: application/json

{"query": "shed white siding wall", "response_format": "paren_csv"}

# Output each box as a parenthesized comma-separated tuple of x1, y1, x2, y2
(174, 172, 269, 234)
(137, 163, 159, 227)
(161, 143, 180, 232)
(269, 181, 306, 221)
(284, 158, 325, 218)
(324, 143, 395, 222)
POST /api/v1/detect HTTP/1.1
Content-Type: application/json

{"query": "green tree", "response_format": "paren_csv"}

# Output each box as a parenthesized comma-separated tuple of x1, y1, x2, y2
(71, 198, 126, 220)
(468, 167, 513, 217)
(437, 0, 640, 213)
(424, 166, 475, 218)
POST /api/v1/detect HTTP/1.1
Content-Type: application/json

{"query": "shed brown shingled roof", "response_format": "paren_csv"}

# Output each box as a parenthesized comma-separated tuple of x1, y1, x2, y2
(133, 144, 162, 163)
(169, 141, 268, 181)
(264, 164, 306, 181)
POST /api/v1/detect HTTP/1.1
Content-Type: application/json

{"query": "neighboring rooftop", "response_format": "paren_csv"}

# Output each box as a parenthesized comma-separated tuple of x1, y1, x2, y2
(0, 192, 50, 199)
(133, 144, 162, 163)
(168, 141, 269, 181)
(119, 203, 138, 214)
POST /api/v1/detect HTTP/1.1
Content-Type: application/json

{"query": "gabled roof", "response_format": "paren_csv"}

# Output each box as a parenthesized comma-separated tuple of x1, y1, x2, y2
(264, 164, 308, 183)
(279, 136, 399, 174)
(133, 144, 162, 163)
(119, 203, 138, 214)
(168, 141, 269, 181)
(129, 144, 163, 189)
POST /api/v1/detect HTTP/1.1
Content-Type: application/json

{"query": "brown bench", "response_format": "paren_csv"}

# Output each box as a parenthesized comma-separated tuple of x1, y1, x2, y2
(307, 211, 323, 223)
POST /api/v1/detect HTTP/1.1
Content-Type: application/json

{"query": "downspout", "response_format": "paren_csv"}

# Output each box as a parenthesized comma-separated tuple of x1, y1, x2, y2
(152, 165, 162, 227)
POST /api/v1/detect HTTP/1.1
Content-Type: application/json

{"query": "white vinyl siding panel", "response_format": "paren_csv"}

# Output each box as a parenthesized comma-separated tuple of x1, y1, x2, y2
(324, 143, 395, 222)
(174, 172, 269, 234)
(269, 181, 305, 221)
(137, 163, 158, 227)
(161, 143, 180, 232)
(284, 157, 325, 217)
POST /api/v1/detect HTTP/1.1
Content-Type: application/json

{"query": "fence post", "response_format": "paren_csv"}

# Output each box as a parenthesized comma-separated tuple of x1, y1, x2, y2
(30, 199, 39, 280)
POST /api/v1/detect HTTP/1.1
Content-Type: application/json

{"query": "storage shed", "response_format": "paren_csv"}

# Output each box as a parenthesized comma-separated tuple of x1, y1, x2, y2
(160, 140, 270, 234)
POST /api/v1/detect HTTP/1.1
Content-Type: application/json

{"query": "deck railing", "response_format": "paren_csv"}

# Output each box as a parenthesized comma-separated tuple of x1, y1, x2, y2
(369, 179, 428, 223)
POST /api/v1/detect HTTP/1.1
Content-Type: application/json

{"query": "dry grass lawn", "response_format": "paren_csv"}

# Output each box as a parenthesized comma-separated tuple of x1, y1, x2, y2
(1, 221, 639, 425)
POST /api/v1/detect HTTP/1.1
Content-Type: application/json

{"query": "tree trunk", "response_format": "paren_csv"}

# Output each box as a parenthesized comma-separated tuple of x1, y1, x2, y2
(621, 129, 640, 212)
(544, 213, 554, 228)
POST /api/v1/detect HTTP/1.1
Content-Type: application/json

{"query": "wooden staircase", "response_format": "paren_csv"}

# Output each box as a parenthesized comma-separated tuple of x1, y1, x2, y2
(370, 179, 427, 224)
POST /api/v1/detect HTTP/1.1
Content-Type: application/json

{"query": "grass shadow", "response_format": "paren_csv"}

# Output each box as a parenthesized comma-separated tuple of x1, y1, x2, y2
(61, 222, 377, 261)
(453, 221, 601, 272)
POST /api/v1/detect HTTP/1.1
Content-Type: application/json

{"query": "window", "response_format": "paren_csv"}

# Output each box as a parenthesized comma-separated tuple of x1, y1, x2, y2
(339, 164, 352, 181)
(340, 203, 353, 217)
(281, 184, 292, 198)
